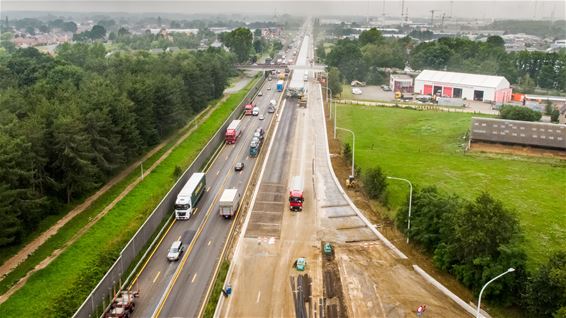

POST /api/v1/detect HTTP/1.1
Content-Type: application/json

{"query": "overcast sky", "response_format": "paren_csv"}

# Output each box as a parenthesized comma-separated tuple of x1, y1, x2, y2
(1, 1, 564, 20)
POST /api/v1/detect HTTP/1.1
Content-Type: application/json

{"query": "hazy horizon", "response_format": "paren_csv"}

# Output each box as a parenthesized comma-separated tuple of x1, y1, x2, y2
(1, 1, 565, 21)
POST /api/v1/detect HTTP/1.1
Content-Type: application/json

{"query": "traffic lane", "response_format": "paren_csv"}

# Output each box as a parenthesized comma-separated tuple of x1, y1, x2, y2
(263, 98, 297, 184)
(157, 107, 270, 317)
(132, 91, 272, 316)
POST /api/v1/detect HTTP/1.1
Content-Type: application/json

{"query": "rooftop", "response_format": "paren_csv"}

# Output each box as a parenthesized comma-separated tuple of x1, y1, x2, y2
(415, 70, 509, 88)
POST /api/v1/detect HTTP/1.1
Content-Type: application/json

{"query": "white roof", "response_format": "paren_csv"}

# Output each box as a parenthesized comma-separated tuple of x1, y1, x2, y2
(219, 188, 238, 203)
(415, 70, 509, 89)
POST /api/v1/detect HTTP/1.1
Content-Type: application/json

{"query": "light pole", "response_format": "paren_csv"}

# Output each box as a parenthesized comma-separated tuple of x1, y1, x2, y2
(335, 127, 355, 178)
(476, 268, 515, 318)
(387, 176, 413, 244)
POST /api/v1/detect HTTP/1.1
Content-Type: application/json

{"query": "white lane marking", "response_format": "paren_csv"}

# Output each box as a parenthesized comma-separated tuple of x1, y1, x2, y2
(191, 273, 198, 283)
(208, 240, 212, 246)
(216, 170, 220, 175)
(153, 271, 161, 283)
(256, 290, 261, 303)
(206, 186, 211, 192)
(177, 235, 182, 241)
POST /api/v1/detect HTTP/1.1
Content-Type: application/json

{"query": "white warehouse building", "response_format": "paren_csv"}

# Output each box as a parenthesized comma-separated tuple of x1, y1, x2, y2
(414, 70, 512, 104)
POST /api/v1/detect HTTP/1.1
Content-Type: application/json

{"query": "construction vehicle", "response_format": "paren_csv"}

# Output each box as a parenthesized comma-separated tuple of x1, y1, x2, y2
(174, 173, 206, 220)
(289, 176, 304, 211)
(104, 291, 137, 318)
(294, 257, 306, 271)
(225, 120, 242, 144)
(219, 189, 241, 219)
(395, 91, 413, 102)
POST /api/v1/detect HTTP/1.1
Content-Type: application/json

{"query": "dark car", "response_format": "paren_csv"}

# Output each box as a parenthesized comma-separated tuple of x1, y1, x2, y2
(235, 162, 245, 171)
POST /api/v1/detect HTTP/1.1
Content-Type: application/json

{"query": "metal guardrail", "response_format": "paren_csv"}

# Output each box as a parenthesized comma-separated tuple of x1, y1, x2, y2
(73, 74, 266, 318)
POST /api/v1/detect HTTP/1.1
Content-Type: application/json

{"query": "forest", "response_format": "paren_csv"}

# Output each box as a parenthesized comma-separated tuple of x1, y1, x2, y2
(320, 28, 566, 92)
(0, 43, 236, 247)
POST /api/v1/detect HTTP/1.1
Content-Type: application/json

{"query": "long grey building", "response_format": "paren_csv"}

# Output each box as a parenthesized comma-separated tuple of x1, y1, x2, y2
(470, 117, 566, 150)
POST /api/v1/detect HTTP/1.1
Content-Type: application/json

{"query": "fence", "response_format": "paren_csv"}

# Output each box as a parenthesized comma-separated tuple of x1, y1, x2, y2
(73, 74, 266, 318)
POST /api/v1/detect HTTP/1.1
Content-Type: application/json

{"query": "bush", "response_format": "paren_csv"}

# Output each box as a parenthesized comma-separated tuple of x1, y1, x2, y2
(362, 167, 387, 201)
(523, 251, 566, 317)
(396, 188, 527, 304)
(500, 105, 542, 122)
(342, 142, 352, 164)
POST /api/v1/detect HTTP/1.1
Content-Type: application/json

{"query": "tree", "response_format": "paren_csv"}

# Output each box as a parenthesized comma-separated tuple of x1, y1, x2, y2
(362, 166, 387, 201)
(254, 28, 262, 37)
(523, 251, 566, 317)
(253, 39, 264, 53)
(222, 27, 253, 63)
(316, 43, 326, 61)
(89, 25, 106, 40)
(486, 35, 505, 48)
(50, 109, 99, 203)
(328, 66, 342, 96)
(550, 108, 560, 123)
(359, 28, 383, 46)
(62, 21, 77, 33)
(326, 39, 366, 82)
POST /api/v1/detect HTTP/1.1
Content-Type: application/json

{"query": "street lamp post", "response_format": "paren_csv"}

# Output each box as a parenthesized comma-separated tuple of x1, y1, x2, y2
(476, 268, 515, 318)
(335, 127, 355, 178)
(386, 176, 413, 244)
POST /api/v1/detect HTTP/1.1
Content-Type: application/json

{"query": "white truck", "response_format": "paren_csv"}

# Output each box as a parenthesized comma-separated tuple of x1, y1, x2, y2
(175, 172, 206, 220)
(219, 189, 241, 219)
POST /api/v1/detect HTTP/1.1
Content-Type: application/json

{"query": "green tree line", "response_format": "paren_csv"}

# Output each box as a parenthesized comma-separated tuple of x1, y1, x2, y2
(322, 28, 566, 92)
(0, 43, 235, 248)
(394, 186, 566, 316)
(352, 163, 565, 316)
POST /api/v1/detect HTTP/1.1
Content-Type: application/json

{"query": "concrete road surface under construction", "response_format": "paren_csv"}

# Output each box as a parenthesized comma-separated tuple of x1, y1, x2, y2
(218, 24, 471, 318)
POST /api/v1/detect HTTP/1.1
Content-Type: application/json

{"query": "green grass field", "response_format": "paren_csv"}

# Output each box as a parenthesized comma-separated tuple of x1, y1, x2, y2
(0, 77, 259, 317)
(335, 104, 566, 266)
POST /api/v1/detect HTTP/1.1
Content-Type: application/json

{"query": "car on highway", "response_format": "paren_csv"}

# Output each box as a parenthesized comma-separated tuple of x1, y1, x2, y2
(258, 114, 265, 120)
(167, 241, 184, 261)
(267, 86, 271, 90)
(258, 91, 263, 96)
(268, 106, 275, 113)
(252, 107, 260, 116)
(270, 99, 276, 106)
(234, 162, 244, 171)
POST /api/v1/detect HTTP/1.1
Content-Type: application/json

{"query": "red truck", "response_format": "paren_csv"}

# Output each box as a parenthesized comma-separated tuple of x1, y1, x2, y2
(225, 120, 242, 144)
(244, 103, 254, 115)
(289, 176, 304, 211)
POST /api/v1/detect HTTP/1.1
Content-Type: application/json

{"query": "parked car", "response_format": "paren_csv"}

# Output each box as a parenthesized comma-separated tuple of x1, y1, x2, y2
(235, 162, 245, 171)
(381, 85, 391, 91)
(167, 241, 184, 261)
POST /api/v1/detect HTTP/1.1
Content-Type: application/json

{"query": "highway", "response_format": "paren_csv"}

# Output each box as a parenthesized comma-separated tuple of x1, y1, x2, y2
(128, 73, 284, 318)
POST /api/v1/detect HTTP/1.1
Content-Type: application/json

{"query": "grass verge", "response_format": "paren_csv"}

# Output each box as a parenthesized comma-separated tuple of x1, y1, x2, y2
(0, 76, 259, 317)
(203, 260, 230, 318)
(335, 104, 566, 266)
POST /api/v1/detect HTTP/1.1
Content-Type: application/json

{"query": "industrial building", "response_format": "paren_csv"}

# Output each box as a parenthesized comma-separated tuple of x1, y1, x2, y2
(415, 70, 512, 104)
(389, 74, 414, 93)
(470, 117, 566, 150)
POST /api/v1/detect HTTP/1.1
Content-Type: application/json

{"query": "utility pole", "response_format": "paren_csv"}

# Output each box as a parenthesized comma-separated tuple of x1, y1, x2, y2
(441, 13, 446, 32)
(430, 10, 435, 28)
(401, 0, 405, 25)
(449, 0, 454, 18)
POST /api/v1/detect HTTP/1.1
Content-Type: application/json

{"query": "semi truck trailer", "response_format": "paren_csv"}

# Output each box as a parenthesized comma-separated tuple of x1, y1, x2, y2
(175, 172, 206, 220)
(225, 120, 242, 144)
(219, 189, 241, 219)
